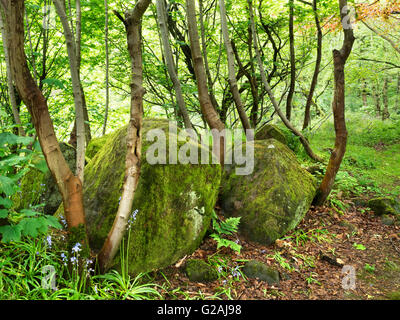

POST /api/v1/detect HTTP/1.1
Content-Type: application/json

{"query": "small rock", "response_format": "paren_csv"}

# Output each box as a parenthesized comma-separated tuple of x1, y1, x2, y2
(381, 215, 395, 226)
(185, 259, 218, 283)
(242, 260, 280, 285)
(368, 197, 400, 216)
(339, 220, 357, 232)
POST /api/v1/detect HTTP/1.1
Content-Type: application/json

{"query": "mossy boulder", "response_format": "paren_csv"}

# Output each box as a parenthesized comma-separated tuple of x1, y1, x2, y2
(242, 260, 280, 285)
(13, 142, 76, 215)
(81, 118, 221, 274)
(255, 124, 287, 145)
(185, 259, 218, 282)
(86, 134, 110, 160)
(368, 197, 400, 216)
(220, 139, 317, 245)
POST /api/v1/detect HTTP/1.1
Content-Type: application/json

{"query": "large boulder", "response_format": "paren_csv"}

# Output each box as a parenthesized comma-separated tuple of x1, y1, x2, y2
(82, 118, 221, 274)
(220, 139, 317, 245)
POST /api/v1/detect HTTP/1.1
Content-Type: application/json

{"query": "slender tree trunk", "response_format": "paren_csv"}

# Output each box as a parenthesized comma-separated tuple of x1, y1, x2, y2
(219, 0, 252, 133)
(313, 0, 355, 206)
(186, 0, 225, 164)
(25, 9, 38, 84)
(396, 72, 400, 113)
(97, 0, 151, 273)
(53, 0, 86, 183)
(103, 0, 109, 136)
(198, 0, 219, 113)
(246, 24, 259, 127)
(303, 0, 322, 130)
(286, 0, 295, 121)
(156, 0, 193, 130)
(247, 0, 322, 162)
(361, 80, 367, 106)
(1, 0, 88, 250)
(372, 83, 381, 117)
(382, 77, 390, 120)
(0, 11, 25, 136)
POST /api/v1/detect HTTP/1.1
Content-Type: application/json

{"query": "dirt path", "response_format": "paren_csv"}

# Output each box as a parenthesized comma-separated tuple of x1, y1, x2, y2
(151, 201, 400, 300)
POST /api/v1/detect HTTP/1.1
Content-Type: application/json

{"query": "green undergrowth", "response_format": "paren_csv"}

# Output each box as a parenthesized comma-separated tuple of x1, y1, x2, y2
(0, 232, 161, 300)
(299, 113, 400, 199)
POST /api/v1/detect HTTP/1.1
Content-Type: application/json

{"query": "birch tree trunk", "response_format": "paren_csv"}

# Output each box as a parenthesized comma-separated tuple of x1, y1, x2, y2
(97, 0, 151, 273)
(247, 0, 322, 162)
(303, 0, 322, 130)
(372, 83, 381, 117)
(156, 0, 193, 130)
(219, 0, 252, 133)
(1, 0, 89, 251)
(0, 10, 25, 136)
(53, 0, 86, 183)
(382, 77, 390, 120)
(198, 0, 219, 113)
(102, 0, 109, 136)
(286, 0, 295, 121)
(313, 0, 355, 206)
(186, 0, 226, 164)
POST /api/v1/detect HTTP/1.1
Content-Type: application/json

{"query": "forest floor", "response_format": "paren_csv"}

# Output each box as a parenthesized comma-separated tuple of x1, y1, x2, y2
(150, 198, 400, 300)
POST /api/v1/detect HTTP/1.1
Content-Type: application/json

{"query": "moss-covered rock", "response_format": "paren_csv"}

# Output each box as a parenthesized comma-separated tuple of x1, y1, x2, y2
(81, 118, 221, 274)
(86, 135, 110, 160)
(185, 259, 218, 282)
(13, 143, 76, 215)
(242, 260, 280, 285)
(255, 124, 287, 145)
(220, 139, 317, 245)
(368, 197, 400, 216)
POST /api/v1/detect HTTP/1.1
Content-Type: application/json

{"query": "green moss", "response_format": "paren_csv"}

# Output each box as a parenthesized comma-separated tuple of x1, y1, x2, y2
(13, 143, 76, 215)
(255, 124, 287, 145)
(75, 118, 221, 274)
(220, 139, 317, 245)
(185, 259, 218, 282)
(86, 135, 110, 160)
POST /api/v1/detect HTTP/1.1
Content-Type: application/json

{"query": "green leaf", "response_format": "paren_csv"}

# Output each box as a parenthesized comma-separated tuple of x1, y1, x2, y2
(0, 197, 13, 209)
(19, 208, 40, 217)
(0, 225, 22, 243)
(0, 132, 33, 146)
(0, 209, 8, 218)
(32, 159, 49, 174)
(353, 243, 366, 250)
(41, 78, 66, 90)
(45, 215, 62, 229)
(18, 218, 41, 238)
(0, 176, 16, 196)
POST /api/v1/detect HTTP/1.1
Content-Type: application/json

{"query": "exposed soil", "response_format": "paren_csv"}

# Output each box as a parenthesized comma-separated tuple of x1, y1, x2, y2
(150, 199, 400, 300)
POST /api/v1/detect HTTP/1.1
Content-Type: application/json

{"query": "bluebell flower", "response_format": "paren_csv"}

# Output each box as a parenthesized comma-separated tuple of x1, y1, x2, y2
(127, 209, 139, 230)
(72, 242, 82, 253)
(46, 235, 52, 248)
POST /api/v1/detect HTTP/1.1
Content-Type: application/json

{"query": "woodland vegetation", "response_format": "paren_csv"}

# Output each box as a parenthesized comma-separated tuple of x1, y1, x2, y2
(0, 0, 400, 300)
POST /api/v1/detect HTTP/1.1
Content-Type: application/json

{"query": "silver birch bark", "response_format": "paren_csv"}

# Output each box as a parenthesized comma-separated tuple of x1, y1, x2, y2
(53, 0, 86, 182)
